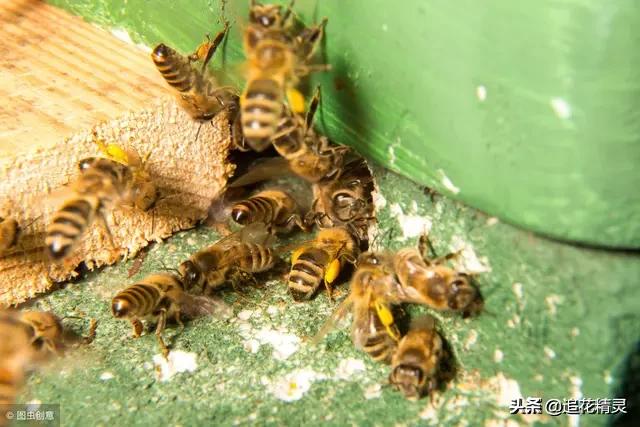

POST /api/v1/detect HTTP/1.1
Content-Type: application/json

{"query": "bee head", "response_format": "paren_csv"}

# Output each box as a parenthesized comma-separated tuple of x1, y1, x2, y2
(178, 261, 203, 291)
(447, 274, 483, 316)
(390, 363, 424, 399)
(249, 3, 283, 28)
(111, 298, 131, 318)
(231, 206, 251, 224)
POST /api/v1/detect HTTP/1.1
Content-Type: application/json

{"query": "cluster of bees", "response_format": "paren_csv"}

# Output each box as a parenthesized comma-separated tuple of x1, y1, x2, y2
(0, 0, 485, 408)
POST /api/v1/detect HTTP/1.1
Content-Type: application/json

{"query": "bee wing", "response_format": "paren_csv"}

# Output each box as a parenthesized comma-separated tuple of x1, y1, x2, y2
(178, 293, 232, 320)
(211, 222, 271, 250)
(309, 294, 354, 346)
(227, 157, 293, 188)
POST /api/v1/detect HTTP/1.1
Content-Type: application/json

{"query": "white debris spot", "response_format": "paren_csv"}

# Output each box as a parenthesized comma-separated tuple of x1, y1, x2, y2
(437, 169, 461, 194)
(494, 349, 504, 363)
(372, 190, 387, 210)
(543, 346, 556, 360)
(512, 282, 524, 302)
(490, 373, 523, 407)
(476, 85, 487, 102)
(237, 310, 254, 321)
(550, 97, 572, 119)
(334, 358, 366, 380)
(463, 329, 478, 351)
(570, 327, 580, 338)
(100, 372, 114, 381)
(569, 376, 583, 427)
(111, 28, 134, 45)
(603, 370, 613, 385)
(381, 23, 389, 32)
(419, 404, 439, 422)
(253, 327, 301, 360)
(486, 216, 499, 226)
(243, 339, 260, 354)
(545, 294, 563, 317)
(266, 305, 280, 316)
(186, 238, 196, 246)
(389, 203, 432, 240)
(364, 383, 382, 400)
(269, 369, 324, 402)
(152, 350, 198, 382)
(534, 374, 544, 382)
(388, 144, 397, 164)
(449, 236, 492, 274)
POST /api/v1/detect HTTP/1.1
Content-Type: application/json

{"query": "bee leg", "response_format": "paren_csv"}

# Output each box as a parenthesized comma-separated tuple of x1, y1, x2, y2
(174, 311, 185, 334)
(299, 18, 328, 62)
(282, 0, 296, 23)
(281, 214, 310, 233)
(304, 85, 321, 130)
(96, 210, 116, 251)
(154, 309, 170, 359)
(131, 318, 143, 338)
(82, 319, 98, 344)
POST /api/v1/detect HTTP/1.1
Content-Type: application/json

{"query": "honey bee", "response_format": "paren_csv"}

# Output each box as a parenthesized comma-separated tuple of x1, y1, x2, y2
(307, 156, 374, 242)
(389, 315, 444, 399)
(242, 2, 328, 151)
(0, 217, 19, 253)
(312, 252, 402, 363)
(272, 87, 350, 182)
(230, 189, 308, 233)
(393, 235, 483, 317)
(151, 23, 240, 124)
(0, 312, 33, 412)
(178, 223, 276, 295)
(111, 272, 230, 357)
(46, 143, 158, 262)
(287, 226, 359, 301)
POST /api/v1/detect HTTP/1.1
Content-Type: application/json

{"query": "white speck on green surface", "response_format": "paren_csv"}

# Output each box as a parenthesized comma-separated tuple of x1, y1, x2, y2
(493, 349, 504, 363)
(253, 327, 301, 360)
(485, 216, 499, 226)
(99, 372, 114, 381)
(550, 97, 572, 119)
(543, 346, 556, 360)
(437, 169, 461, 194)
(334, 358, 366, 380)
(545, 294, 563, 317)
(476, 85, 487, 102)
(268, 369, 324, 402)
(449, 236, 491, 274)
(463, 329, 478, 350)
(389, 203, 432, 240)
(152, 350, 198, 382)
(491, 373, 522, 407)
(363, 383, 382, 400)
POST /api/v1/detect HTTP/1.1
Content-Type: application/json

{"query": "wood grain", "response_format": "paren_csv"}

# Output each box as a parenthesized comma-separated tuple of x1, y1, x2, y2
(0, 0, 236, 306)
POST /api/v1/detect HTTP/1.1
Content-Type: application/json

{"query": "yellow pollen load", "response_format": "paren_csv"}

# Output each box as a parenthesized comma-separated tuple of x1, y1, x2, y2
(324, 258, 341, 284)
(286, 88, 306, 114)
(373, 300, 399, 341)
(291, 247, 305, 263)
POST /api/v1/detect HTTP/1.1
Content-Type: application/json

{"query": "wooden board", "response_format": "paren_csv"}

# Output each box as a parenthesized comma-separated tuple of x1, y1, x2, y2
(0, 0, 235, 306)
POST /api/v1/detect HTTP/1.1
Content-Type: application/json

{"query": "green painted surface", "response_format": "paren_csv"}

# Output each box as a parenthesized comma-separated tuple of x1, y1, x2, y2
(21, 166, 640, 427)
(46, 0, 640, 248)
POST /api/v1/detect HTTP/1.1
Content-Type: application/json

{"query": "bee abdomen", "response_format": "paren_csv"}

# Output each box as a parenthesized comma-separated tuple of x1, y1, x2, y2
(240, 243, 275, 272)
(151, 44, 195, 93)
(45, 198, 96, 260)
(288, 251, 325, 300)
(113, 284, 161, 317)
(241, 79, 284, 147)
(363, 330, 395, 363)
(231, 197, 276, 226)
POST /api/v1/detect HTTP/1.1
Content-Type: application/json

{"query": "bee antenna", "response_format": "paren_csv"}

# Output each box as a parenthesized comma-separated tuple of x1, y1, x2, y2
(159, 261, 182, 276)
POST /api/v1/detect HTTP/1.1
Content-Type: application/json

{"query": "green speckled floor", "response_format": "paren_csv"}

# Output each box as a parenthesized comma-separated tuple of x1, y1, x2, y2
(20, 165, 639, 427)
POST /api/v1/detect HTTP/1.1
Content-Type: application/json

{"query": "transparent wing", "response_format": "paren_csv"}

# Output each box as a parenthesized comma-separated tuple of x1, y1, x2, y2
(178, 293, 233, 320)
(211, 222, 272, 250)
(227, 157, 293, 188)
(309, 294, 354, 346)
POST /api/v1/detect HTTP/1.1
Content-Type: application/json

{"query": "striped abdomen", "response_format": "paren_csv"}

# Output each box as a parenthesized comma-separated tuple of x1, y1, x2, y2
(241, 78, 284, 151)
(111, 283, 163, 320)
(231, 196, 278, 226)
(45, 197, 99, 261)
(360, 311, 397, 363)
(272, 113, 305, 158)
(225, 243, 275, 273)
(0, 368, 20, 408)
(152, 44, 197, 94)
(287, 248, 329, 301)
